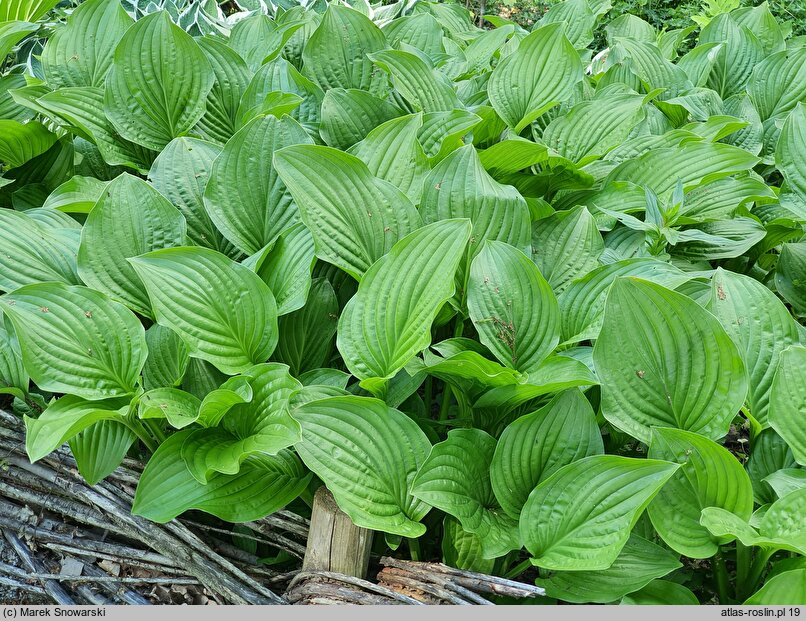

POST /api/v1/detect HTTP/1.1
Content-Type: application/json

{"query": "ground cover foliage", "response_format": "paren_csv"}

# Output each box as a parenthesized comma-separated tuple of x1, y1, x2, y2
(1, 0, 806, 606)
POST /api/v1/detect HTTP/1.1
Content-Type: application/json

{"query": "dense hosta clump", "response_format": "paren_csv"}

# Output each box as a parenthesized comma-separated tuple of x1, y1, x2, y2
(1, 0, 805, 606)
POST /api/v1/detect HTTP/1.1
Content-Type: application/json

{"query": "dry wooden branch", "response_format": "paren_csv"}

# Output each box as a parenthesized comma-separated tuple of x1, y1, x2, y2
(3, 530, 75, 604)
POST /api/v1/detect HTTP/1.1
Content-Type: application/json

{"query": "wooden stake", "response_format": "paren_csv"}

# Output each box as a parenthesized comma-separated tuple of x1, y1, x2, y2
(302, 487, 372, 579)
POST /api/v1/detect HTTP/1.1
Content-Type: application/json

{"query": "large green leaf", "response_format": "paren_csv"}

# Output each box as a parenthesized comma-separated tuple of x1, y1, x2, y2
(487, 23, 582, 132)
(776, 103, 806, 212)
(204, 115, 312, 255)
(536, 535, 682, 604)
(25, 394, 131, 464)
(708, 269, 800, 426)
(69, 420, 135, 486)
(274, 278, 338, 377)
(412, 429, 519, 559)
(142, 324, 189, 391)
(104, 11, 214, 150)
(558, 258, 691, 344)
(0, 208, 80, 292)
(248, 223, 315, 316)
(0, 0, 59, 21)
(769, 345, 806, 466)
(593, 278, 748, 444)
(622, 580, 699, 605)
(301, 5, 387, 94)
(647, 428, 753, 558)
(0, 284, 146, 400)
(40, 0, 133, 88)
(369, 49, 460, 113)
(0, 318, 28, 399)
(132, 429, 310, 523)
(775, 243, 806, 316)
(490, 390, 603, 519)
(467, 241, 559, 373)
(42, 176, 109, 214)
(319, 87, 402, 150)
(337, 219, 471, 380)
(294, 395, 432, 537)
(273, 144, 421, 280)
(348, 113, 429, 203)
(745, 569, 806, 605)
(541, 89, 645, 164)
(441, 516, 495, 574)
(746, 429, 798, 505)
(129, 247, 278, 375)
(420, 145, 531, 261)
(0, 120, 57, 171)
(138, 387, 200, 429)
(180, 364, 301, 483)
(531, 206, 603, 295)
(148, 137, 232, 253)
(747, 46, 806, 122)
(699, 14, 763, 99)
(520, 455, 679, 571)
(77, 173, 186, 318)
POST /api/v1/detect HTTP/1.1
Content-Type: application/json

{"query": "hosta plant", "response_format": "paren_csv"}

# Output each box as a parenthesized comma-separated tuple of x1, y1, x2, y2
(1, 0, 805, 606)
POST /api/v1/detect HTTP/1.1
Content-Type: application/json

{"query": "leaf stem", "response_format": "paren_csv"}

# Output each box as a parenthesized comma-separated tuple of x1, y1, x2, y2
(714, 552, 732, 604)
(144, 419, 167, 444)
(739, 548, 774, 601)
(424, 376, 433, 416)
(438, 384, 453, 421)
(736, 541, 751, 599)
(407, 537, 421, 561)
(504, 558, 532, 580)
(122, 417, 158, 454)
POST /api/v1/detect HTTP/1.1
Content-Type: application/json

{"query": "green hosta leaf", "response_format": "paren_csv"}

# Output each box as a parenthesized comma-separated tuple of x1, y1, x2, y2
(294, 395, 432, 537)
(488, 23, 583, 132)
(148, 138, 232, 254)
(417, 348, 523, 401)
(40, 0, 133, 89)
(520, 455, 679, 571)
(747, 429, 798, 505)
(531, 206, 603, 295)
(181, 364, 301, 483)
(348, 113, 429, 203)
(412, 429, 519, 559)
(337, 219, 471, 381)
(607, 141, 760, 202)
(77, 173, 186, 318)
(104, 11, 215, 150)
(745, 569, 806, 605)
(542, 89, 645, 164)
(0, 209, 80, 292)
(42, 176, 108, 214)
(319, 88, 402, 150)
(681, 175, 775, 222)
(539, 0, 595, 49)
(24, 394, 131, 462)
(605, 14, 655, 43)
(301, 5, 387, 94)
(274, 278, 338, 377)
(775, 243, 806, 316)
(558, 259, 691, 344)
(69, 420, 136, 486)
(129, 247, 278, 375)
(0, 318, 27, 399)
(441, 516, 495, 574)
(700, 489, 806, 555)
(142, 324, 189, 391)
(227, 15, 289, 71)
(383, 13, 443, 56)
(477, 138, 548, 177)
(621, 580, 699, 605)
(1, 284, 146, 400)
(204, 115, 312, 255)
(35, 87, 155, 173)
(0, 22, 37, 62)
(536, 535, 682, 604)
(764, 469, 806, 499)
(708, 269, 799, 426)
(770, 345, 806, 466)
(748, 47, 806, 122)
(474, 355, 598, 411)
(647, 428, 753, 558)
(777, 104, 806, 209)
(420, 145, 531, 261)
(594, 278, 748, 444)
(132, 430, 310, 523)
(369, 49, 460, 113)
(700, 14, 764, 99)
(138, 388, 200, 429)
(196, 375, 253, 428)
(194, 37, 252, 145)
(673, 218, 768, 261)
(0, 121, 57, 170)
(491, 390, 603, 520)
(248, 223, 315, 316)
(274, 144, 421, 280)
(467, 241, 559, 373)
(418, 109, 481, 162)
(0, 0, 58, 21)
